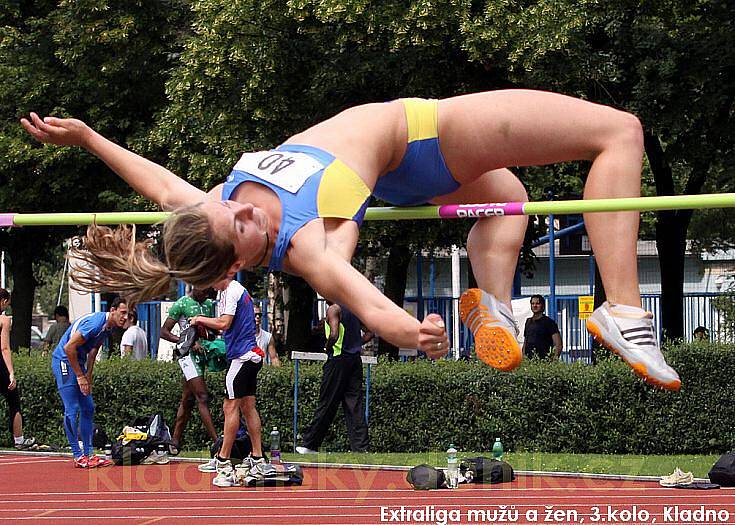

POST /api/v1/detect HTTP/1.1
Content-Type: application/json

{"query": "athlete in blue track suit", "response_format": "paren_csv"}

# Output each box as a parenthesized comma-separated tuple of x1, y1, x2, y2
(51, 297, 128, 467)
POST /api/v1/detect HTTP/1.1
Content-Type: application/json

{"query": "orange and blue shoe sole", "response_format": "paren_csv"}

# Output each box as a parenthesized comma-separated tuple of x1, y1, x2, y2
(460, 289, 522, 372)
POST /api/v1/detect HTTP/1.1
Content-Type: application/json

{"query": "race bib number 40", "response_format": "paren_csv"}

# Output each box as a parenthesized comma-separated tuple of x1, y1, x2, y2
(232, 151, 324, 193)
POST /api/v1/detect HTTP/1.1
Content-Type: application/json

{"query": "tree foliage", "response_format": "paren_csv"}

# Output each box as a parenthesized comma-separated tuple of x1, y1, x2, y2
(2, 0, 734, 342)
(0, 0, 188, 347)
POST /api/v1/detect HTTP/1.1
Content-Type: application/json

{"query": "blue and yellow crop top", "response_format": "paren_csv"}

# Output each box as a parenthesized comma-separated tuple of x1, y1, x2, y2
(222, 144, 371, 271)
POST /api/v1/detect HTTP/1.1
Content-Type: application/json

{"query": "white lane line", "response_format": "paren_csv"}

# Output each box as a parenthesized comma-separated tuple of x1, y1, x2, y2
(0, 493, 731, 506)
(2, 500, 734, 513)
(2, 485, 715, 497)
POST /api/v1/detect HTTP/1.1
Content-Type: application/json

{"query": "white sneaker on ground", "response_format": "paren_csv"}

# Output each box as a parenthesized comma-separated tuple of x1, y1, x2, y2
(212, 469, 238, 487)
(14, 437, 36, 450)
(198, 458, 217, 473)
(586, 301, 681, 390)
(460, 289, 521, 371)
(141, 451, 170, 465)
(295, 446, 318, 454)
(659, 467, 693, 487)
(212, 458, 237, 487)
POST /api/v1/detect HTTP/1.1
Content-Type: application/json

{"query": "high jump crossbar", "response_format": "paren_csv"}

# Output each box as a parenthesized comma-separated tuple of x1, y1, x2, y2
(1, 193, 734, 227)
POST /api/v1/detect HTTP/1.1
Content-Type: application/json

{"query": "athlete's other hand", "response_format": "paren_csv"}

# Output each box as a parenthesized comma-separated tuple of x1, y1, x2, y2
(419, 313, 449, 359)
(20, 113, 91, 147)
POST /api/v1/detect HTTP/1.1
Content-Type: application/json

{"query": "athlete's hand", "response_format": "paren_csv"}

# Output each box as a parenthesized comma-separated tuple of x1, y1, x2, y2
(77, 375, 90, 396)
(419, 314, 449, 359)
(20, 113, 92, 147)
(7, 373, 16, 391)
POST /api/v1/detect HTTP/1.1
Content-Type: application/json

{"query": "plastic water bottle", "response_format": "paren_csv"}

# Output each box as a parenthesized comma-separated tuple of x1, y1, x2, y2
(446, 444, 459, 489)
(492, 437, 504, 461)
(269, 427, 281, 464)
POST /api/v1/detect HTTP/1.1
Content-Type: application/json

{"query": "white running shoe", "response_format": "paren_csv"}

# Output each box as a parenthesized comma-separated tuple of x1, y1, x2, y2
(212, 458, 237, 487)
(141, 451, 170, 465)
(659, 467, 693, 487)
(198, 458, 217, 473)
(295, 446, 318, 454)
(460, 289, 521, 371)
(14, 437, 36, 450)
(212, 469, 238, 487)
(586, 302, 681, 390)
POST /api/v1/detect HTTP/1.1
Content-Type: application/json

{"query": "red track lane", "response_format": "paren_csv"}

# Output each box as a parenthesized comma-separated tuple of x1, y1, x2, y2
(1, 453, 734, 525)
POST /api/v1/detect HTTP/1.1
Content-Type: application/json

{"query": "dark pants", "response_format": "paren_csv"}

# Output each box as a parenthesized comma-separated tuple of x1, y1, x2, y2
(302, 353, 369, 452)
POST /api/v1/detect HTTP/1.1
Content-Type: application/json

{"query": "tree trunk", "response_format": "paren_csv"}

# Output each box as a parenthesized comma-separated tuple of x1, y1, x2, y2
(645, 131, 706, 342)
(283, 274, 315, 351)
(655, 218, 687, 340)
(378, 244, 412, 360)
(8, 230, 37, 351)
(267, 272, 284, 331)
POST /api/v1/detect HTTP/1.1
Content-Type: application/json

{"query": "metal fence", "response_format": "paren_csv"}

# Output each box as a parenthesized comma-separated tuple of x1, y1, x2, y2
(134, 292, 732, 363)
(405, 292, 733, 364)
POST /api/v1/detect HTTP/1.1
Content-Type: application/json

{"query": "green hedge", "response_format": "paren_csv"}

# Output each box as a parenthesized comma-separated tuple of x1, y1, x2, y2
(2, 342, 734, 454)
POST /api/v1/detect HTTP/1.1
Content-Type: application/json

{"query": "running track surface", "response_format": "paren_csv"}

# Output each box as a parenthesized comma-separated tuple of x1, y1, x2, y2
(1, 453, 734, 524)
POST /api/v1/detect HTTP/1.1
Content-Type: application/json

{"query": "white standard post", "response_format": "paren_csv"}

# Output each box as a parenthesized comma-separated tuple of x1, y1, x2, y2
(0, 251, 5, 289)
(94, 292, 102, 313)
(451, 245, 461, 361)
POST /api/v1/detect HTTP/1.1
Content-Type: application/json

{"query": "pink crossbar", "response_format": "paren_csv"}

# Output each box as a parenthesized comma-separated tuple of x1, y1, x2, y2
(0, 214, 16, 228)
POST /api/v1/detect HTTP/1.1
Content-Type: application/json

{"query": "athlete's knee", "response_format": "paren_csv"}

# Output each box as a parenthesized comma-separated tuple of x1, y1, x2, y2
(223, 399, 239, 416)
(241, 396, 258, 413)
(504, 173, 529, 203)
(598, 109, 644, 155)
(194, 390, 210, 406)
(181, 392, 196, 411)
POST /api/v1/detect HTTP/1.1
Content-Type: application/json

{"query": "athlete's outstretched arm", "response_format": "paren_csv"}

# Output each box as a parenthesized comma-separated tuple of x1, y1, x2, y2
(21, 113, 206, 210)
(294, 248, 449, 358)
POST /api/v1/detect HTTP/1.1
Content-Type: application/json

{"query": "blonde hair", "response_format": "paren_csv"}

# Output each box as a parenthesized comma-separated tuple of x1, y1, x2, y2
(69, 204, 237, 304)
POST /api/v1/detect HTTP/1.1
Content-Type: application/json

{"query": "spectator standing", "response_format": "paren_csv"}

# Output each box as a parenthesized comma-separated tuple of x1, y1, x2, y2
(0, 288, 36, 450)
(523, 295, 562, 361)
(254, 304, 280, 367)
(120, 309, 148, 360)
(297, 302, 373, 454)
(160, 288, 220, 454)
(191, 277, 265, 487)
(43, 306, 71, 357)
(272, 317, 286, 357)
(52, 296, 128, 467)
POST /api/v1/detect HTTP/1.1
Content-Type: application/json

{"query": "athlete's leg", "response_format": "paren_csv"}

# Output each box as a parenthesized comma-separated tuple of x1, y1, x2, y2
(431, 169, 527, 370)
(189, 376, 218, 442)
(438, 90, 679, 388)
(58, 384, 83, 457)
(439, 89, 642, 306)
(431, 169, 528, 306)
(240, 395, 262, 457)
(172, 378, 195, 448)
(218, 398, 241, 460)
(78, 393, 95, 457)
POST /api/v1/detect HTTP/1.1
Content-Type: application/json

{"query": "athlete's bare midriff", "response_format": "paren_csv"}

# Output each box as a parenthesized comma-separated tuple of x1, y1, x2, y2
(284, 100, 408, 191)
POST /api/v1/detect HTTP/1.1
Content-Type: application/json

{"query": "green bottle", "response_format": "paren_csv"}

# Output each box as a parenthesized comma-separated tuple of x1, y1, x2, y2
(492, 437, 504, 460)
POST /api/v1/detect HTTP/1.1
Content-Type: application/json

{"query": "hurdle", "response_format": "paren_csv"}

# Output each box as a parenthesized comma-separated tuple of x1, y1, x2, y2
(1, 193, 734, 227)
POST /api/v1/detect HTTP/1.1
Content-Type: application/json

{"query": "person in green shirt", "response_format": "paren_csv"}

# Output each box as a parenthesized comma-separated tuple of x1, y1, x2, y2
(42, 306, 71, 357)
(161, 288, 225, 453)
